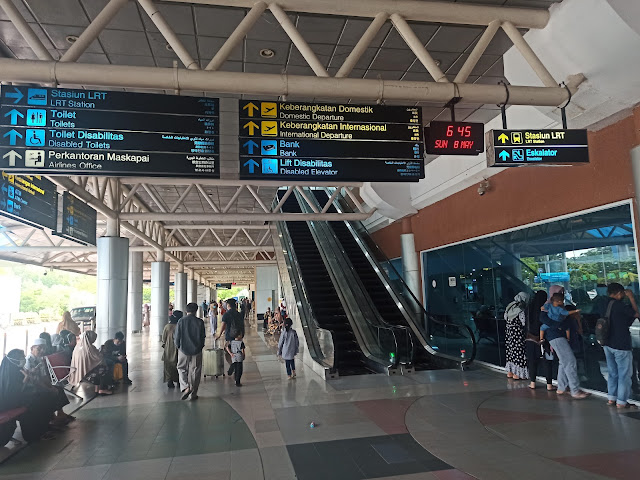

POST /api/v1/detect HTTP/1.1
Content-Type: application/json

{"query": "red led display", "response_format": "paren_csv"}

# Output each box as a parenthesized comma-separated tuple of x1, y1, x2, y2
(424, 121, 484, 156)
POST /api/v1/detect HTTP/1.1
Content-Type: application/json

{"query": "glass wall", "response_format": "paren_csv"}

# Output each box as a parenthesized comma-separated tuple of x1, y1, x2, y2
(422, 203, 640, 398)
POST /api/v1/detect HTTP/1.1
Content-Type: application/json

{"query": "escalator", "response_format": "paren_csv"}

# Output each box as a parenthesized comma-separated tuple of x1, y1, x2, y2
(280, 194, 373, 375)
(311, 189, 476, 370)
(313, 191, 431, 369)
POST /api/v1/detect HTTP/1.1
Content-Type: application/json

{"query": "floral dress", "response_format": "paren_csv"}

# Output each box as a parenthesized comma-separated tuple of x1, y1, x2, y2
(505, 311, 529, 379)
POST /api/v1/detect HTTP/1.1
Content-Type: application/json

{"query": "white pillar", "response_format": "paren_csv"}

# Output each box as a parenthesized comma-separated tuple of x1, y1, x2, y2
(630, 146, 640, 255)
(187, 278, 197, 306)
(401, 233, 421, 301)
(174, 272, 187, 312)
(97, 236, 129, 346)
(151, 261, 170, 342)
(127, 251, 143, 333)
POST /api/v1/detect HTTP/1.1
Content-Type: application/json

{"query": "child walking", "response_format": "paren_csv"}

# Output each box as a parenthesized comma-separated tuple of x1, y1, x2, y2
(278, 318, 300, 379)
(226, 333, 245, 387)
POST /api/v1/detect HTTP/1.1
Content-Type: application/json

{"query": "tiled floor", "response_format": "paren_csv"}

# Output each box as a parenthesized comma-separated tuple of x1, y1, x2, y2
(1, 322, 639, 480)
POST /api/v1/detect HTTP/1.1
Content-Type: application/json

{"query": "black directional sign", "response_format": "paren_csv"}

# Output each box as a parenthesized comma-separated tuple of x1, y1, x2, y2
(486, 129, 589, 167)
(238, 100, 425, 182)
(0, 86, 220, 178)
(55, 192, 97, 245)
(0, 172, 57, 230)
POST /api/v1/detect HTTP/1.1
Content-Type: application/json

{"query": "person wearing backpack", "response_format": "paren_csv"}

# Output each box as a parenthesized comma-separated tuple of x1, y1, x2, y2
(600, 283, 639, 409)
(278, 318, 299, 380)
(216, 298, 245, 377)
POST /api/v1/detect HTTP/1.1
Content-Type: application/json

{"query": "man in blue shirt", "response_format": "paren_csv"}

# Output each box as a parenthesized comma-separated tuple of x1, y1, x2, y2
(602, 283, 639, 408)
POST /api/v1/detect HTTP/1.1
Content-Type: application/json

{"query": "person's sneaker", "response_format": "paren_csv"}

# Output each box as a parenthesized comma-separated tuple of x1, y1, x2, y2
(190, 394, 199, 401)
(236, 383, 242, 387)
(181, 389, 191, 400)
(572, 391, 590, 400)
(168, 381, 175, 389)
(292, 372, 296, 378)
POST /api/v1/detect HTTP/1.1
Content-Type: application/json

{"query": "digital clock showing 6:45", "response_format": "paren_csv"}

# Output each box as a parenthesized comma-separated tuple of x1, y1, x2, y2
(424, 121, 484, 156)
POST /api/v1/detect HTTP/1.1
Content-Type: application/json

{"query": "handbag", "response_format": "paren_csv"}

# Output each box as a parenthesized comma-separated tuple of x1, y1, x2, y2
(113, 363, 123, 381)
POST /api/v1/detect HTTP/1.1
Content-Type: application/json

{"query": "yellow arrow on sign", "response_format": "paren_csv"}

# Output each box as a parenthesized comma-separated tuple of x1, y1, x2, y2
(498, 133, 509, 144)
(243, 121, 259, 135)
(243, 102, 258, 117)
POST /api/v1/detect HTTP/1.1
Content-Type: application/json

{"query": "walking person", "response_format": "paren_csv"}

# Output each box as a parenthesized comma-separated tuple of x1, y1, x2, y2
(209, 301, 219, 337)
(504, 292, 530, 380)
(174, 303, 205, 401)
(162, 310, 182, 388)
(278, 318, 299, 380)
(216, 298, 245, 377)
(600, 283, 639, 409)
(225, 333, 245, 387)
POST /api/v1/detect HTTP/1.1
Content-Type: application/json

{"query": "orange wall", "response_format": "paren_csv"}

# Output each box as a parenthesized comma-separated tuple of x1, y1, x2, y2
(372, 107, 640, 258)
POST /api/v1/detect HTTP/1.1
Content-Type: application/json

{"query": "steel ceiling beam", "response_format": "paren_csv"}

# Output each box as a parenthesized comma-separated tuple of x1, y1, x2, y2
(163, 225, 270, 230)
(119, 212, 372, 221)
(0, 59, 579, 106)
(184, 260, 276, 266)
(170, 0, 550, 28)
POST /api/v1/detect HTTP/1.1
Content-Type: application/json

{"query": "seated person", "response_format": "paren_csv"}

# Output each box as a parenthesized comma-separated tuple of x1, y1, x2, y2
(23, 338, 73, 426)
(112, 331, 132, 385)
(69, 331, 114, 396)
(0, 349, 62, 442)
(39, 332, 55, 356)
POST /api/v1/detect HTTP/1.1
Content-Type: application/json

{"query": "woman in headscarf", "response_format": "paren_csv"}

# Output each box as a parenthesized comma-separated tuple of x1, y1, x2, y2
(22, 339, 73, 426)
(56, 311, 81, 336)
(504, 291, 530, 380)
(69, 331, 113, 395)
(0, 349, 58, 442)
(161, 310, 182, 388)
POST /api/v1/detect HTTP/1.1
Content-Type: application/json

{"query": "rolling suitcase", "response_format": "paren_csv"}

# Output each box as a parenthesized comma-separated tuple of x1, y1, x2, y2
(203, 339, 225, 378)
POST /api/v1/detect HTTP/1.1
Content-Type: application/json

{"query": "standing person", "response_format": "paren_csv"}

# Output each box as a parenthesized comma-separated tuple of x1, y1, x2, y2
(201, 300, 208, 318)
(263, 307, 272, 332)
(601, 283, 639, 409)
(216, 298, 245, 377)
(525, 291, 555, 390)
(504, 292, 530, 380)
(174, 303, 205, 401)
(278, 318, 299, 380)
(143, 304, 151, 327)
(225, 333, 245, 387)
(56, 311, 81, 336)
(162, 310, 182, 388)
(209, 301, 218, 337)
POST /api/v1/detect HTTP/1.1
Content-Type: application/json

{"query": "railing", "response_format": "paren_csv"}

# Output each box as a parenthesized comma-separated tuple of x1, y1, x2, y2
(272, 199, 335, 372)
(297, 189, 414, 370)
(330, 188, 477, 367)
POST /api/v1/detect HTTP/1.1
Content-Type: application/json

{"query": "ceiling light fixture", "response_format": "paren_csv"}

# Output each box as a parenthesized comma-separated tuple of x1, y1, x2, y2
(260, 48, 275, 59)
(65, 35, 79, 44)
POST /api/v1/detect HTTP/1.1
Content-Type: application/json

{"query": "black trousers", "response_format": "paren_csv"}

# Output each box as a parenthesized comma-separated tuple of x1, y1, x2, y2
(234, 362, 243, 385)
(525, 340, 552, 384)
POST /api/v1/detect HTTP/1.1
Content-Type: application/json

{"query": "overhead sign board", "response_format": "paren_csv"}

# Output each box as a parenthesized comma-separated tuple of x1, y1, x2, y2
(238, 100, 425, 182)
(0, 86, 219, 177)
(216, 283, 233, 289)
(55, 192, 97, 245)
(0, 172, 57, 230)
(486, 129, 589, 167)
(424, 121, 484, 155)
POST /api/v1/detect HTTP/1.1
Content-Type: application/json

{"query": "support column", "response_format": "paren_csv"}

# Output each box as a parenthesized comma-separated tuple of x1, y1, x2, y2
(174, 270, 187, 312)
(630, 146, 640, 256)
(187, 269, 197, 306)
(400, 218, 421, 303)
(97, 235, 129, 346)
(151, 260, 170, 342)
(127, 251, 143, 334)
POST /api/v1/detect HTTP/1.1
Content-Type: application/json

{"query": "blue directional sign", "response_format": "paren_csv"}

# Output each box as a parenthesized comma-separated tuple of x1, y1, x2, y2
(54, 192, 96, 245)
(1, 86, 220, 178)
(487, 129, 589, 167)
(0, 172, 57, 230)
(238, 99, 425, 182)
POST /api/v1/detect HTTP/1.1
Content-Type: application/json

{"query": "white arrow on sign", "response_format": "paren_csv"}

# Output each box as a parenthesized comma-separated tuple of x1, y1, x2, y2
(3, 150, 22, 167)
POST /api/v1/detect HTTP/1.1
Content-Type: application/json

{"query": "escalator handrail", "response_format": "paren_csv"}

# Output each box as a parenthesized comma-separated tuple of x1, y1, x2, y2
(328, 188, 477, 365)
(273, 200, 335, 371)
(299, 189, 415, 367)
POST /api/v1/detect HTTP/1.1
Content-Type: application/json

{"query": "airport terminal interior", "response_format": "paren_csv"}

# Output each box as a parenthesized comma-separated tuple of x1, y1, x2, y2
(0, 0, 640, 478)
